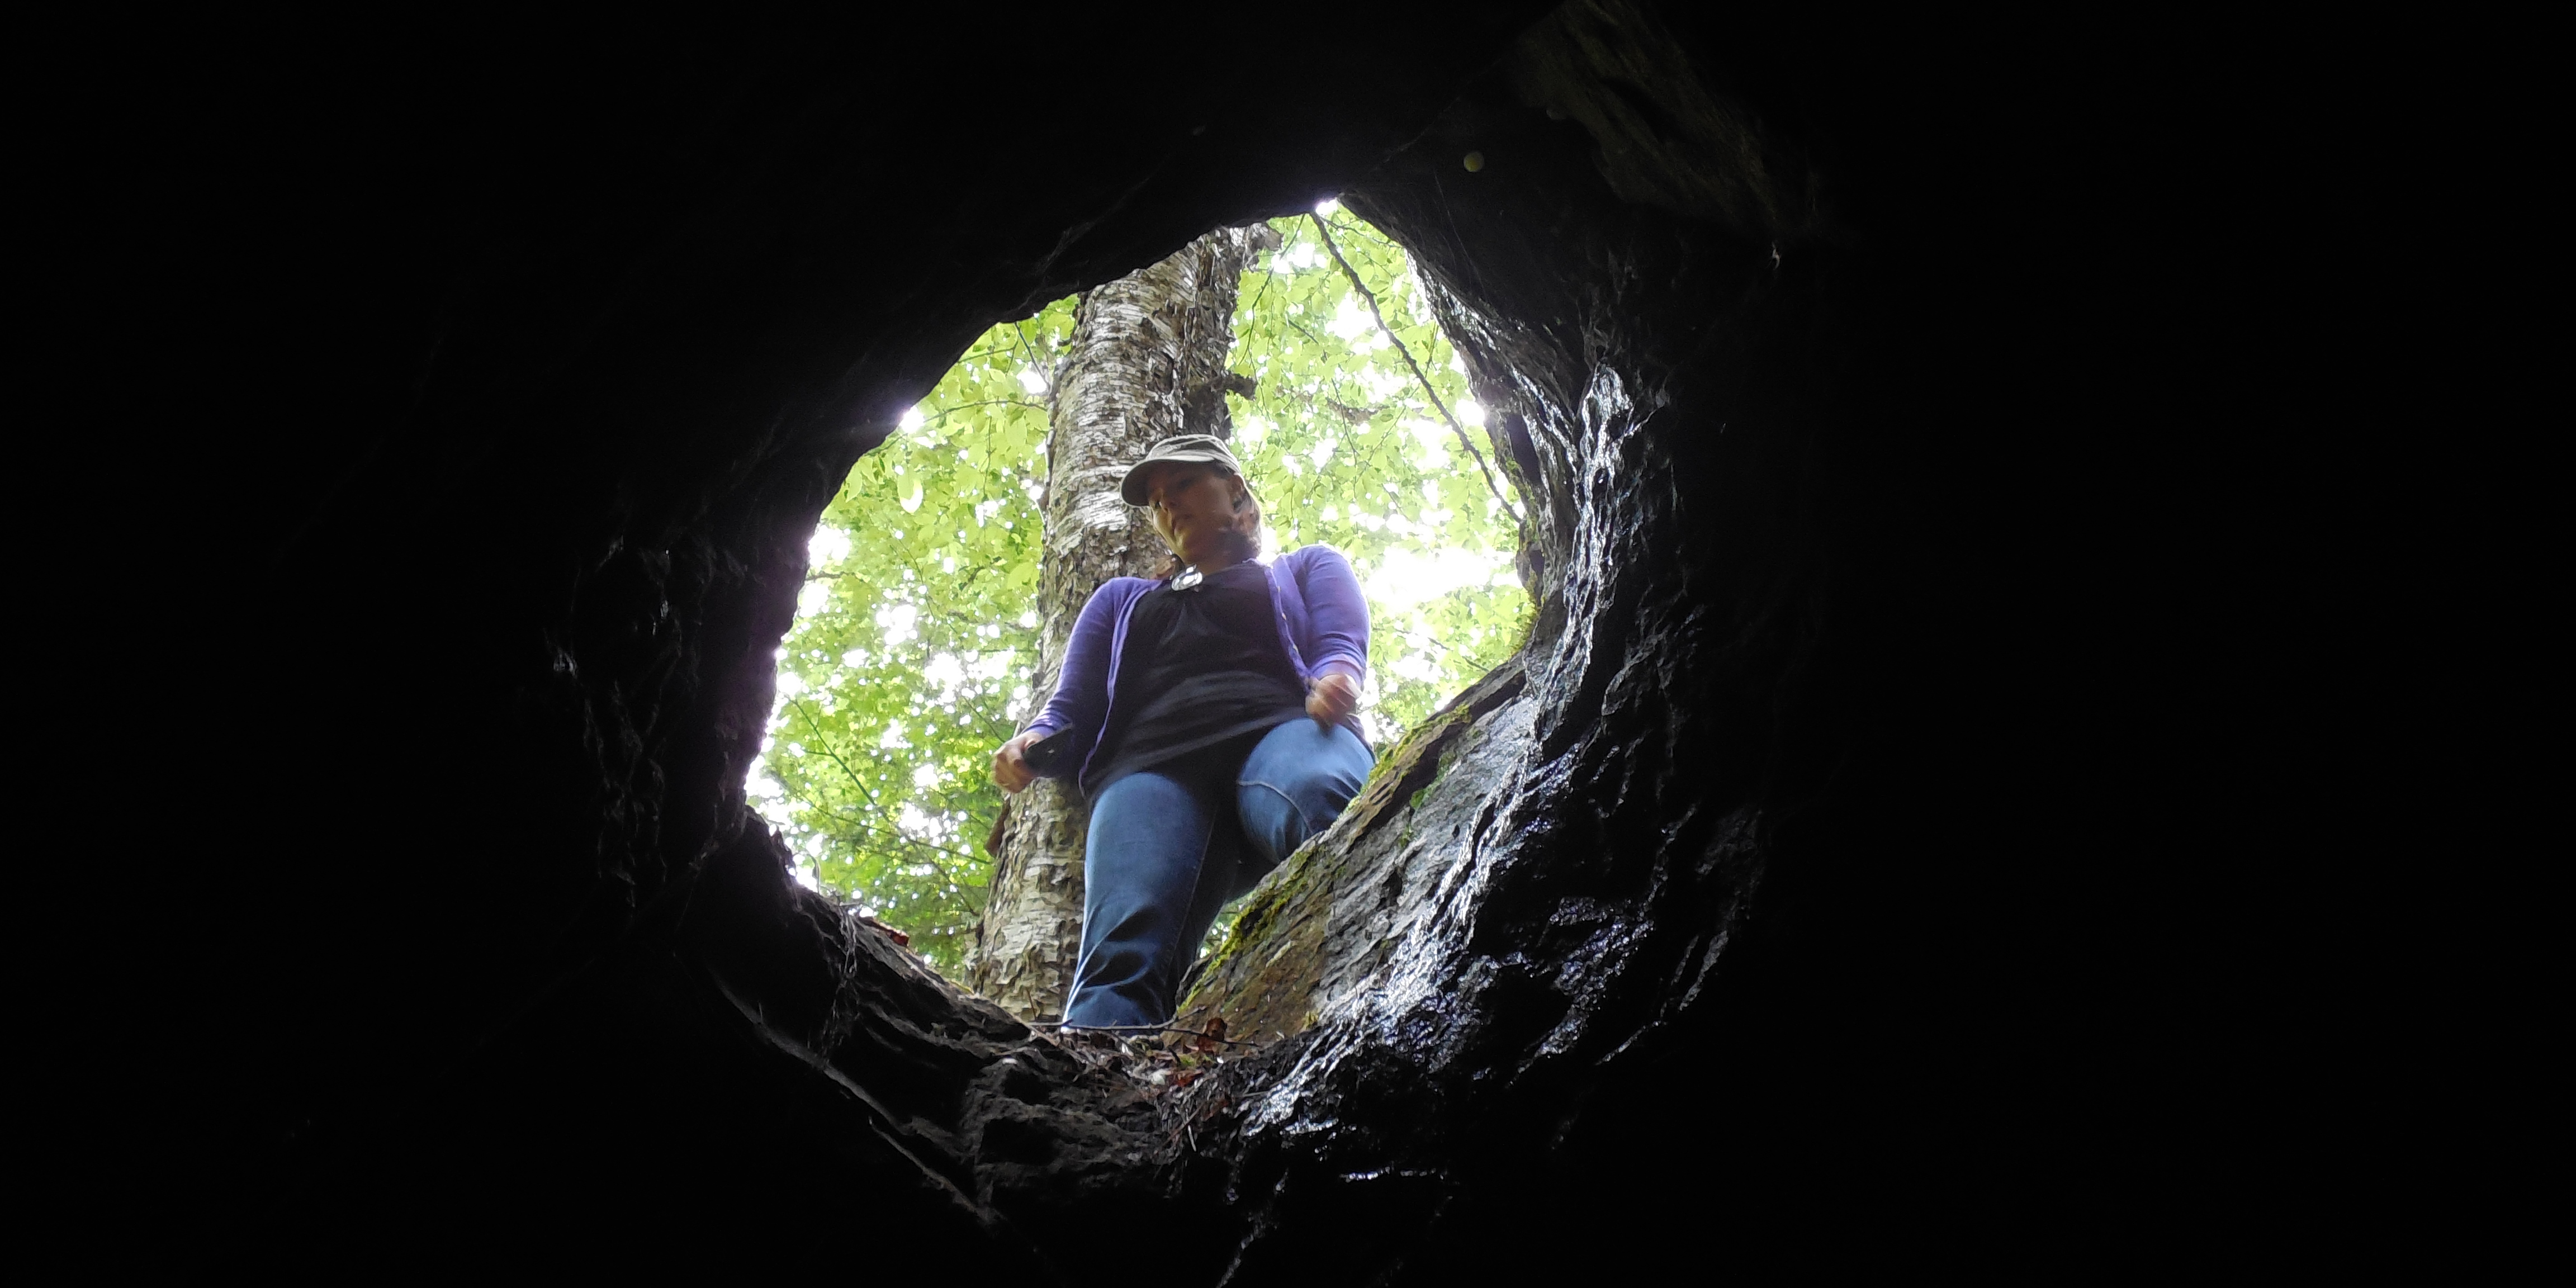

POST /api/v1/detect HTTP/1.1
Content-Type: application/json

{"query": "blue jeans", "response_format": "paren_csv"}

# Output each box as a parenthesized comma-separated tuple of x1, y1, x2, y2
(1062, 717, 1375, 1027)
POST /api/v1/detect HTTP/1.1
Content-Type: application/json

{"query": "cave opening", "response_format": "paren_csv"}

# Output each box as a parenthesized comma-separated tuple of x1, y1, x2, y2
(751, 203, 1532, 1006)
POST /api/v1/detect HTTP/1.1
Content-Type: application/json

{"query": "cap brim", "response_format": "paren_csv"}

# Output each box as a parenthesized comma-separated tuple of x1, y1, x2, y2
(1119, 461, 1155, 506)
(1119, 452, 1237, 505)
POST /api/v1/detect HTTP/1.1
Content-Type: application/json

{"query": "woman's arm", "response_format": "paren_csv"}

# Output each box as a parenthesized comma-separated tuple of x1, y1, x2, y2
(1019, 583, 1123, 770)
(1295, 546, 1371, 684)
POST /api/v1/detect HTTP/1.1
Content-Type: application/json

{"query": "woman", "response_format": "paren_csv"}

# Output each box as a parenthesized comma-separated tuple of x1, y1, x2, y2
(992, 433, 1373, 1028)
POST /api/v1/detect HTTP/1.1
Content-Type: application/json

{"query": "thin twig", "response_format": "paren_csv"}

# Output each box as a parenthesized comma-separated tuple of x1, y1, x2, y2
(921, 397, 1046, 426)
(1306, 212, 1521, 523)
(814, 810, 984, 873)
(943, 340, 1021, 367)
(1330, 219, 1407, 254)
(1030, 1020, 1261, 1049)
(1239, 221, 1282, 330)
(786, 699, 986, 875)
(1284, 316, 1335, 352)
(1012, 319, 1054, 396)
(803, 785, 982, 875)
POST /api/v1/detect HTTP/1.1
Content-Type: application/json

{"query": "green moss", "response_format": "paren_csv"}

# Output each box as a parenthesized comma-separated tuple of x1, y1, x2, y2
(1180, 659, 1526, 1014)
(1185, 843, 1325, 1001)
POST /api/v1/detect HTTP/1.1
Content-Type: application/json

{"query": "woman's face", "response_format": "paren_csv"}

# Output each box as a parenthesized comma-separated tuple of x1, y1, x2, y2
(1140, 462, 1247, 563)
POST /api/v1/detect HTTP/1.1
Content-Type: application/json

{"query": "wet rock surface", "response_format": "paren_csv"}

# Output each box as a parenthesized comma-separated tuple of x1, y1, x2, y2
(30, 1, 2491, 1280)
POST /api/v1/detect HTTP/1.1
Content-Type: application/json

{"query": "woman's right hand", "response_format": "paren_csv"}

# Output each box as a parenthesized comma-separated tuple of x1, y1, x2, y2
(992, 731, 1040, 794)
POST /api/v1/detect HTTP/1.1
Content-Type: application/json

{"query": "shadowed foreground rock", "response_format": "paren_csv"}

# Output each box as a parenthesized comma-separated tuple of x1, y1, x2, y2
(27, 1, 2505, 1279)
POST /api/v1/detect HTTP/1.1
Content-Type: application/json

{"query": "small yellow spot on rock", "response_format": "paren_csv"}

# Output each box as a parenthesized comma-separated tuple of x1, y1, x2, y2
(1462, 150, 1486, 173)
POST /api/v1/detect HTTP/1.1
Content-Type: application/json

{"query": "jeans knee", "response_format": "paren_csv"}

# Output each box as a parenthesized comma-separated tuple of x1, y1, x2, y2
(1268, 759, 1363, 813)
(1234, 720, 1374, 864)
(1240, 778, 1314, 836)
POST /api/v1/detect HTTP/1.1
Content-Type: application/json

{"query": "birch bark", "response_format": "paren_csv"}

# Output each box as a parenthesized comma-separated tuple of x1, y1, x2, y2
(963, 225, 1268, 1020)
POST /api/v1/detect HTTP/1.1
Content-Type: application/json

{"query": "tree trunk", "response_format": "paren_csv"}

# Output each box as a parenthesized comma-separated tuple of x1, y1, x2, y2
(963, 225, 1267, 1020)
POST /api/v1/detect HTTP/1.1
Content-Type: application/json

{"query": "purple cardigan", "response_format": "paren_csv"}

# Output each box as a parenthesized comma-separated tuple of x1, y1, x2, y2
(1023, 544, 1370, 794)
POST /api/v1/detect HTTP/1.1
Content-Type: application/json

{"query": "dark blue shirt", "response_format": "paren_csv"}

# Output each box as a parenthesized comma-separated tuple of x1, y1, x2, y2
(1085, 561, 1309, 793)
(1023, 544, 1371, 795)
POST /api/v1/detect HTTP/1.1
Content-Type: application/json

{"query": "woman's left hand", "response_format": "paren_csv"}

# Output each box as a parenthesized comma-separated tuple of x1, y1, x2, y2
(1307, 672, 1360, 725)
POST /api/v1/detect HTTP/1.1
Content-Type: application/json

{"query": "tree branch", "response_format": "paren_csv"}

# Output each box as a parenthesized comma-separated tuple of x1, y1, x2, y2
(1285, 316, 1334, 352)
(1244, 246, 1278, 320)
(786, 787, 988, 873)
(785, 699, 988, 877)
(1011, 319, 1054, 397)
(789, 792, 984, 876)
(824, 815, 986, 877)
(922, 397, 1047, 425)
(1307, 212, 1521, 523)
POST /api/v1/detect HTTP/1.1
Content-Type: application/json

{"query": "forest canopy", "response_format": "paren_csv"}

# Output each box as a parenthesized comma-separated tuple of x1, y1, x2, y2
(751, 207, 1527, 969)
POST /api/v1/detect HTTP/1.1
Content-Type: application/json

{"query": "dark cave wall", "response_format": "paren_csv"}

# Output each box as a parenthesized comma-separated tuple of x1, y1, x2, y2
(27, 2, 2508, 1277)
(75, 8, 1572, 1270)
(1170, 13, 1949, 1273)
